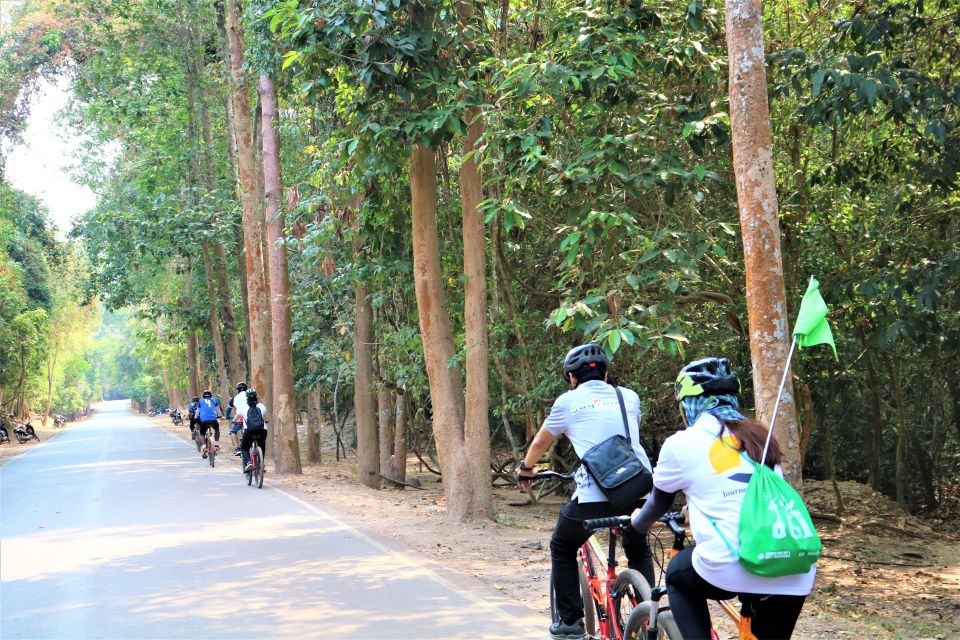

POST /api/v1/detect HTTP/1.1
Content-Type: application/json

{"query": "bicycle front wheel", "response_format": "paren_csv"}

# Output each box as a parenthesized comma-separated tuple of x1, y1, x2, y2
(614, 569, 652, 632)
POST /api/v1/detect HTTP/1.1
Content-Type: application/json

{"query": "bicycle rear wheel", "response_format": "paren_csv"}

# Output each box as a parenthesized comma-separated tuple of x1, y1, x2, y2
(255, 446, 264, 488)
(208, 436, 215, 467)
(549, 565, 597, 638)
(657, 610, 682, 640)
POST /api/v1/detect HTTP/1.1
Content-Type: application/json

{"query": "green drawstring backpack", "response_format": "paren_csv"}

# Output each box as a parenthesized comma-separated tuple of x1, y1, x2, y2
(712, 438, 822, 577)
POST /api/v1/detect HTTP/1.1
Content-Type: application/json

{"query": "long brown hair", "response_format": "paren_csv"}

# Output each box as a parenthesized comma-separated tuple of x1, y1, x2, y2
(719, 418, 781, 469)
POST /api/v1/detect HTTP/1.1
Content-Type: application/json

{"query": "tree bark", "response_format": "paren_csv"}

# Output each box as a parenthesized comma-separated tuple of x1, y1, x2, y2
(224, 0, 272, 404)
(859, 327, 884, 490)
(378, 372, 396, 484)
(392, 389, 409, 483)
(460, 100, 493, 518)
(411, 143, 480, 521)
(947, 369, 960, 442)
(725, 0, 802, 487)
(306, 385, 322, 464)
(259, 73, 301, 474)
(200, 241, 231, 398)
(353, 208, 380, 488)
(888, 355, 909, 511)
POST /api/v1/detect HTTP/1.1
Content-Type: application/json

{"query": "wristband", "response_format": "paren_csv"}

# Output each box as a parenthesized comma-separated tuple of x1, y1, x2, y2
(518, 459, 534, 473)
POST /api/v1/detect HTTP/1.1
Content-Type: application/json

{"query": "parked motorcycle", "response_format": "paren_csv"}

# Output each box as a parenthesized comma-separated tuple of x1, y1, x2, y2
(170, 410, 183, 426)
(53, 414, 66, 428)
(13, 419, 39, 443)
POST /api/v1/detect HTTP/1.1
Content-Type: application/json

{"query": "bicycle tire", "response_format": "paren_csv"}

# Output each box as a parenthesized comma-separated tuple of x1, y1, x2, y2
(656, 610, 682, 640)
(613, 569, 652, 633)
(208, 436, 215, 468)
(624, 601, 653, 640)
(256, 446, 264, 488)
(578, 563, 598, 637)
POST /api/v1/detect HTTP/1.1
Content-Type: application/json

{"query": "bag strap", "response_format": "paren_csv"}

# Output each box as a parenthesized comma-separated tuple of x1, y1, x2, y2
(614, 386, 630, 442)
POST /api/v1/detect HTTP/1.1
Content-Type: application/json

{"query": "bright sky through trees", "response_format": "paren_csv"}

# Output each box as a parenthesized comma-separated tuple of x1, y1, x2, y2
(5, 76, 95, 233)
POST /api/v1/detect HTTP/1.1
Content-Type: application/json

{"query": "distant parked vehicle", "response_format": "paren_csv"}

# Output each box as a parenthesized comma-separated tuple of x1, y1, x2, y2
(53, 414, 66, 428)
(170, 410, 183, 426)
(13, 419, 39, 443)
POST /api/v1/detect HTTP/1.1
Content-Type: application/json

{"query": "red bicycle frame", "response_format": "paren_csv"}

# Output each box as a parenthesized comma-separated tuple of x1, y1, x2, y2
(580, 525, 633, 640)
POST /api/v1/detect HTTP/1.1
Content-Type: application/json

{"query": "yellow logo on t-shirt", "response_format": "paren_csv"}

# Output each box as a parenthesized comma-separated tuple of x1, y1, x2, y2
(709, 436, 741, 474)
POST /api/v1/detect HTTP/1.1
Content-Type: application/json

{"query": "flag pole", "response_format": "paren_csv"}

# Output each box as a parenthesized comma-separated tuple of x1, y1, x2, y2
(760, 275, 813, 467)
(761, 336, 796, 467)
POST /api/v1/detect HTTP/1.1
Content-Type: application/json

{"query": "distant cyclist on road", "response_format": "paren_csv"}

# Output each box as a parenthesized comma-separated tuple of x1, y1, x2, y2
(228, 382, 248, 456)
(630, 357, 816, 640)
(196, 390, 223, 458)
(187, 396, 200, 434)
(240, 388, 269, 474)
(517, 343, 655, 640)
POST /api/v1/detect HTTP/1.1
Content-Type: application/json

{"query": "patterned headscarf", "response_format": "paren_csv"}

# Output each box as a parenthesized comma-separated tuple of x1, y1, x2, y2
(681, 393, 746, 426)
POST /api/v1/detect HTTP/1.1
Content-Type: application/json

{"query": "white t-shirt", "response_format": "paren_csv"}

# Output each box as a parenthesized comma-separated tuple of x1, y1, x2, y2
(543, 380, 652, 503)
(247, 402, 269, 430)
(231, 392, 249, 422)
(654, 413, 816, 595)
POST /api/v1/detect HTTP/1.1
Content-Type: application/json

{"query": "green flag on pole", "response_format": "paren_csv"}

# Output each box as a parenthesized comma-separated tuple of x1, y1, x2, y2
(792, 277, 838, 359)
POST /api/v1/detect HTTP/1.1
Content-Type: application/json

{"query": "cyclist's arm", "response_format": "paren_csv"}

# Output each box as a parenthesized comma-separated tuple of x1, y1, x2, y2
(630, 487, 677, 533)
(519, 425, 555, 477)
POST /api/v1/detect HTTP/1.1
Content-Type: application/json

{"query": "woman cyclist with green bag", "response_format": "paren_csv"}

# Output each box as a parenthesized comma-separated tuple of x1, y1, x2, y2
(630, 358, 817, 640)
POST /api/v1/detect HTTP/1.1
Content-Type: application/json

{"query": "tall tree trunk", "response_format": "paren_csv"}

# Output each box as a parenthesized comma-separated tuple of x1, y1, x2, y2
(201, 241, 231, 398)
(183, 272, 201, 397)
(224, 0, 272, 403)
(859, 327, 884, 490)
(392, 388, 409, 483)
(306, 385, 323, 464)
(411, 143, 478, 521)
(259, 73, 301, 474)
(43, 346, 57, 426)
(353, 210, 380, 488)
(725, 0, 802, 487)
(947, 369, 960, 441)
(460, 99, 493, 516)
(378, 372, 396, 484)
(888, 356, 909, 511)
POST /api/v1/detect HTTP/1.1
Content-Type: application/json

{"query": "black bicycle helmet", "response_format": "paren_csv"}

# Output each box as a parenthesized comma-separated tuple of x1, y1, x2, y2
(236, 382, 248, 392)
(675, 357, 740, 401)
(562, 343, 609, 378)
(192, 396, 199, 403)
(202, 390, 212, 398)
(245, 388, 258, 403)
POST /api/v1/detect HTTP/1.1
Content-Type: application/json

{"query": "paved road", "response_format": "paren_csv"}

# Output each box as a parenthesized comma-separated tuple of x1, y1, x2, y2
(1, 401, 544, 639)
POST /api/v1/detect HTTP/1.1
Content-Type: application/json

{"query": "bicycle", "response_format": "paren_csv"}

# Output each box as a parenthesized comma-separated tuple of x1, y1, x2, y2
(624, 512, 755, 640)
(531, 470, 650, 640)
(201, 423, 217, 468)
(243, 427, 264, 488)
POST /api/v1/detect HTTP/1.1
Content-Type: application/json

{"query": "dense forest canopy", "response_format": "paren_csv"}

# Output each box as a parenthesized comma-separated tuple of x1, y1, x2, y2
(0, 0, 956, 518)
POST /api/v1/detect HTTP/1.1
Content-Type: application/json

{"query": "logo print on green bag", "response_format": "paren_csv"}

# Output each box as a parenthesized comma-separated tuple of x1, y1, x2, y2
(738, 464, 821, 576)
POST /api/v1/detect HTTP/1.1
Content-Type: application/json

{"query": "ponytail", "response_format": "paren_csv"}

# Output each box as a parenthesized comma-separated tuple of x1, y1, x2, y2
(718, 417, 781, 469)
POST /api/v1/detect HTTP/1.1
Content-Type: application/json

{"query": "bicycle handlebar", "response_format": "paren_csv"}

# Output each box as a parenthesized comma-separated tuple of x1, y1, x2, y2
(582, 515, 632, 532)
(659, 512, 686, 536)
(528, 470, 576, 482)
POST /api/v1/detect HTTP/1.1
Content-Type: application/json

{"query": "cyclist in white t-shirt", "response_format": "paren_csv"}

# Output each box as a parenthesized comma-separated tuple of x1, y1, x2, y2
(228, 382, 249, 456)
(630, 357, 816, 639)
(517, 343, 654, 640)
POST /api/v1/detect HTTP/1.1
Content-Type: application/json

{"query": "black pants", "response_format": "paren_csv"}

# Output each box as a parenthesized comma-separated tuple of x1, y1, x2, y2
(199, 420, 220, 442)
(551, 498, 654, 625)
(665, 547, 806, 640)
(241, 427, 267, 467)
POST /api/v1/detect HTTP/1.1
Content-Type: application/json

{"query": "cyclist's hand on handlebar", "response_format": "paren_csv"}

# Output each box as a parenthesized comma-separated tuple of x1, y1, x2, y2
(516, 467, 537, 492)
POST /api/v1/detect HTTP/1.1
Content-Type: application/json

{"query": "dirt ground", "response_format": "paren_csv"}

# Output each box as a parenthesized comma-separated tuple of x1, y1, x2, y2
(14, 409, 958, 640)
(0, 412, 80, 465)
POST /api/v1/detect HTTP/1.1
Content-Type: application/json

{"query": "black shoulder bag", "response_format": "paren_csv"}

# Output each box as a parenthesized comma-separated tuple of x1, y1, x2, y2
(579, 387, 653, 513)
